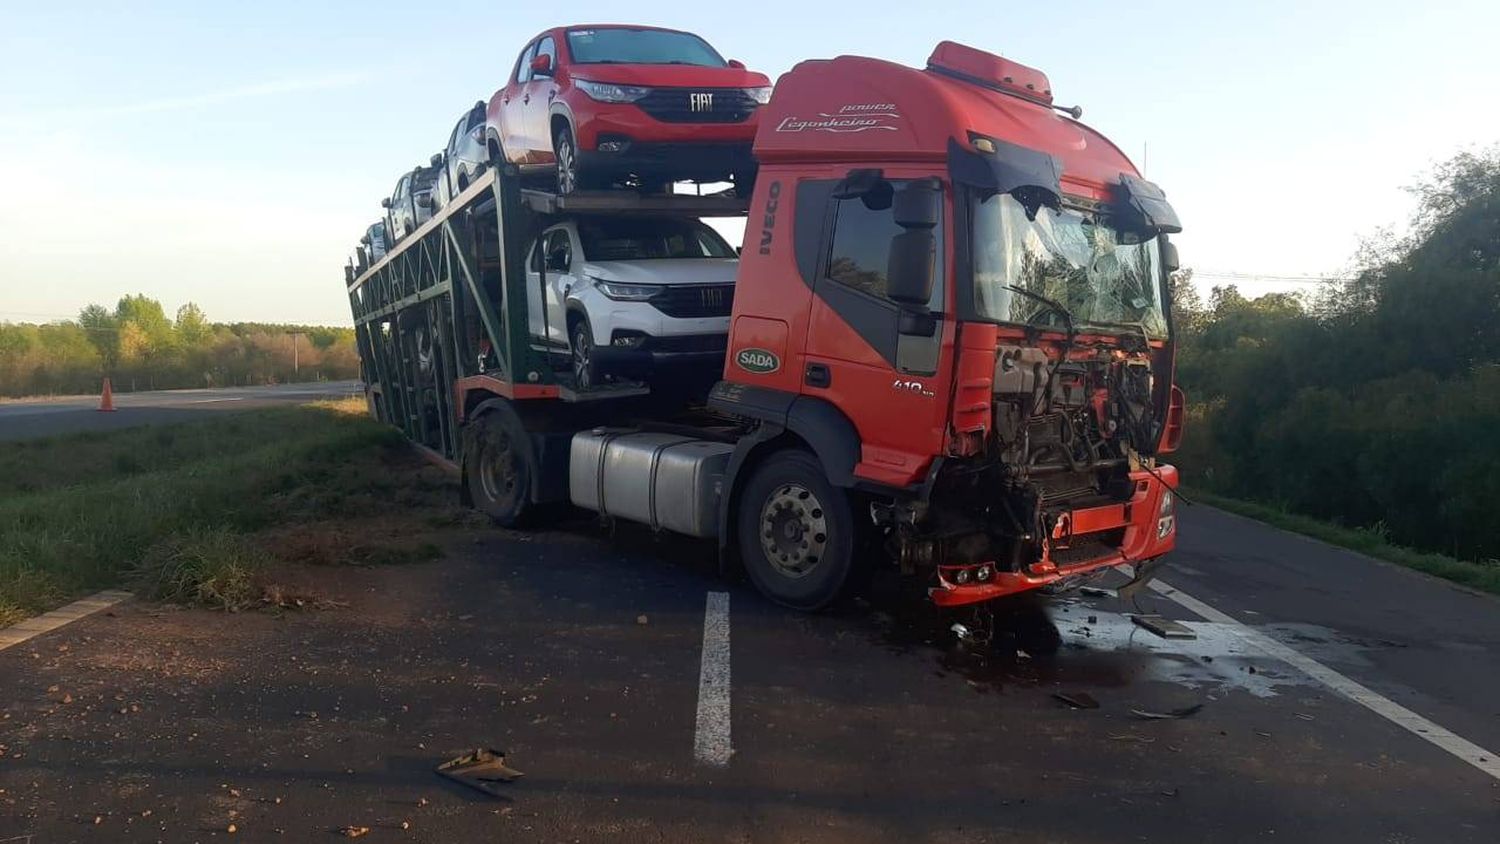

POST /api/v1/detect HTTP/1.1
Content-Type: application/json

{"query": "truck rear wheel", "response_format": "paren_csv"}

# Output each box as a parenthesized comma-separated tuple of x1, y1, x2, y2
(464, 405, 535, 528)
(737, 450, 856, 610)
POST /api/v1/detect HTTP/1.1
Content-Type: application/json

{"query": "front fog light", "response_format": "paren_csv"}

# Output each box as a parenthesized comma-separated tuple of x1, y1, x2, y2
(954, 567, 971, 584)
(1156, 491, 1175, 538)
(976, 564, 993, 582)
(597, 140, 629, 153)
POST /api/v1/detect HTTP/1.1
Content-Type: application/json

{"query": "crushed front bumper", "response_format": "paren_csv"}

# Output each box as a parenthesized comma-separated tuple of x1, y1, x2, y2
(929, 465, 1179, 607)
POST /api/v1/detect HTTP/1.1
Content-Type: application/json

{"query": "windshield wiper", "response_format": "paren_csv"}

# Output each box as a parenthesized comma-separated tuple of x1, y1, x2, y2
(1006, 285, 1078, 418)
(1006, 285, 1074, 339)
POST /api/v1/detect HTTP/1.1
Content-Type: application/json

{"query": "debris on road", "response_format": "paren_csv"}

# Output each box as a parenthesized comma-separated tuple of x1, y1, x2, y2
(1130, 704, 1204, 720)
(1079, 586, 1116, 599)
(338, 825, 371, 838)
(436, 748, 524, 798)
(1053, 691, 1101, 710)
(1130, 614, 1197, 640)
(636, 614, 649, 625)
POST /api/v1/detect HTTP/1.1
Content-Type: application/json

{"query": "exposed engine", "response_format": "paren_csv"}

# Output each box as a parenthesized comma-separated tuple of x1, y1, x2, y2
(881, 339, 1162, 577)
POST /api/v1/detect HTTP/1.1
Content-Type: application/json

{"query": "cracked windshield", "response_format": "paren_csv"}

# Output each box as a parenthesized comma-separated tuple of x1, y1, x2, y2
(974, 193, 1168, 338)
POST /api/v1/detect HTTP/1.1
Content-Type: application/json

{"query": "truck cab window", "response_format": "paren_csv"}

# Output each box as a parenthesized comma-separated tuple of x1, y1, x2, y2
(825, 184, 943, 309)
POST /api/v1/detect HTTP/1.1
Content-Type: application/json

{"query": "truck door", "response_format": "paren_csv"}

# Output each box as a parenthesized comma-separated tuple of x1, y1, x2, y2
(527, 35, 561, 161)
(526, 227, 573, 344)
(800, 178, 950, 478)
(500, 41, 538, 162)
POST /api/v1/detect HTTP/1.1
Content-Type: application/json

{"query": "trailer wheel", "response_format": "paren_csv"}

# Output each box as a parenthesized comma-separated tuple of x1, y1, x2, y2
(464, 406, 535, 528)
(737, 450, 856, 610)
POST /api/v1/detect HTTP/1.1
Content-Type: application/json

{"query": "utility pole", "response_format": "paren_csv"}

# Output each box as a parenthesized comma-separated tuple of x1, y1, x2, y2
(290, 332, 304, 377)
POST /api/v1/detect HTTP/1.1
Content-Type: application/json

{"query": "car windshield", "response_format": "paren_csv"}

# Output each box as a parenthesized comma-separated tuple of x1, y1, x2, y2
(972, 193, 1168, 338)
(566, 28, 726, 67)
(577, 218, 736, 261)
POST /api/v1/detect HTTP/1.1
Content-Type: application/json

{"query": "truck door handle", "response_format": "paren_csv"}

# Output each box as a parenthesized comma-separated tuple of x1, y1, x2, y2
(805, 363, 831, 388)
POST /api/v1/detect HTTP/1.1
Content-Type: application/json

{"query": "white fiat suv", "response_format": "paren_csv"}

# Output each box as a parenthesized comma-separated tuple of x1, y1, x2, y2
(525, 216, 738, 388)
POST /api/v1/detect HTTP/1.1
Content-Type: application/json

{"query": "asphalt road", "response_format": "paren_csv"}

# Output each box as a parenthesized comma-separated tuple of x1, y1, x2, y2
(0, 381, 363, 441)
(1, 502, 1497, 842)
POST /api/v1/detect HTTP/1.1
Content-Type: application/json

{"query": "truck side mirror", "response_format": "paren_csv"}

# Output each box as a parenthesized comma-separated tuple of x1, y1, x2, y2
(530, 53, 552, 76)
(887, 229, 936, 307)
(380, 198, 391, 209)
(1160, 237, 1180, 273)
(430, 152, 443, 167)
(892, 179, 942, 229)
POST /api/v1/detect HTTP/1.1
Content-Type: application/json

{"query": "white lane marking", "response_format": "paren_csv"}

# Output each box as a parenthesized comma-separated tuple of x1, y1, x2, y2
(0, 590, 133, 651)
(1151, 579, 1500, 781)
(693, 591, 732, 767)
(185, 397, 246, 404)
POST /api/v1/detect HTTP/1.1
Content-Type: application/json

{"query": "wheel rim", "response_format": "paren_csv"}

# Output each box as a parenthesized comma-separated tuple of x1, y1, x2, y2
(572, 327, 591, 389)
(556, 136, 577, 193)
(759, 483, 829, 579)
(478, 434, 519, 506)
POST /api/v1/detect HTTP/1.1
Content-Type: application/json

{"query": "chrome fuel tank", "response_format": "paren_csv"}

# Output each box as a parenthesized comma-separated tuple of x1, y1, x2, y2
(569, 430, 734, 538)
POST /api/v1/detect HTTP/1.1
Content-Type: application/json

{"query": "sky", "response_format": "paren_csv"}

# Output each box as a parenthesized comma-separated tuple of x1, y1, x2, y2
(2, 0, 1499, 326)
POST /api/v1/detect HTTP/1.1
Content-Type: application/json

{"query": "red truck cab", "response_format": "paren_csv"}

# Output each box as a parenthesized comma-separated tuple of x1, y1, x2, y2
(711, 41, 1184, 607)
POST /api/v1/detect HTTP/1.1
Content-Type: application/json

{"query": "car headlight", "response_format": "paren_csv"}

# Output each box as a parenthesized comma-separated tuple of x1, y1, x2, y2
(743, 86, 772, 105)
(595, 280, 663, 301)
(575, 80, 651, 103)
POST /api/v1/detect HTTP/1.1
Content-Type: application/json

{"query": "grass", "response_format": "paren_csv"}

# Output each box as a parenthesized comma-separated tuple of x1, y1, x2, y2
(1188, 487, 1500, 597)
(0, 399, 462, 624)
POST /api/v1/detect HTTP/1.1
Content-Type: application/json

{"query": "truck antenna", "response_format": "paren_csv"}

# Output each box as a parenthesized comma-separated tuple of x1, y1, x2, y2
(1053, 103, 1083, 119)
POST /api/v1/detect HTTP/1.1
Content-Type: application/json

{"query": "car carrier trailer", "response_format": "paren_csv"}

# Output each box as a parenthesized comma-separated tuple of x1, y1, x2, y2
(345, 39, 1186, 614)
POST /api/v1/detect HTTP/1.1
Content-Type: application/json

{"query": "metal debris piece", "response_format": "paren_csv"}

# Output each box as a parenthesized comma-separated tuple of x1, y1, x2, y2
(1129, 704, 1203, 720)
(1053, 691, 1101, 710)
(1130, 614, 1197, 640)
(1107, 733, 1156, 743)
(337, 826, 370, 838)
(436, 748, 524, 798)
(1079, 586, 1117, 599)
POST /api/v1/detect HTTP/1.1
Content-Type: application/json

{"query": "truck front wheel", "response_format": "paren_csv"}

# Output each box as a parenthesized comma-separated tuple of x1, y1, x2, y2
(464, 407, 535, 528)
(737, 450, 856, 610)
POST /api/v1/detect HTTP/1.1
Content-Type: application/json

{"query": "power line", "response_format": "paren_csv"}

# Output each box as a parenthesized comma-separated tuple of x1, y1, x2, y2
(1192, 270, 1357, 285)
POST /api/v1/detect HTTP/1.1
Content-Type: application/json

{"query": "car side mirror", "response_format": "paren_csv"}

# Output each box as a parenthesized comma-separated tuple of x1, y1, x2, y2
(530, 53, 552, 76)
(727, 59, 746, 69)
(344, 264, 354, 284)
(1160, 237, 1180, 273)
(417, 193, 433, 210)
(545, 249, 568, 272)
(887, 229, 936, 307)
(380, 198, 391, 209)
(430, 152, 443, 167)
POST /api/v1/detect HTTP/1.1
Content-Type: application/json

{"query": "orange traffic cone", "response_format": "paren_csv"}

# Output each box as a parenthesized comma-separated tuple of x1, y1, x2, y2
(97, 377, 117, 412)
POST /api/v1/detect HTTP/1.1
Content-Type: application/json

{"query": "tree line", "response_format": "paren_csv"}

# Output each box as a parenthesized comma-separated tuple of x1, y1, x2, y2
(0, 296, 359, 397)
(1172, 147, 1500, 562)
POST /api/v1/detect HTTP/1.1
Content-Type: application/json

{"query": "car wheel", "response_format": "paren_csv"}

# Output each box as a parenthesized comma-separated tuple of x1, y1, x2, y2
(554, 127, 582, 194)
(570, 318, 595, 389)
(463, 403, 535, 528)
(736, 450, 857, 611)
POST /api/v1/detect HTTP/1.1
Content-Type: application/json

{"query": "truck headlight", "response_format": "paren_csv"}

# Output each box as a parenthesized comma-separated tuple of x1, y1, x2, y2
(575, 80, 651, 103)
(743, 86, 773, 104)
(595, 280, 663, 301)
(1156, 492, 1175, 539)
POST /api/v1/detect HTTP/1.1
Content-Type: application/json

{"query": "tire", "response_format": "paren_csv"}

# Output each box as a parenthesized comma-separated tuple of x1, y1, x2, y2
(463, 403, 535, 528)
(570, 317, 595, 390)
(736, 450, 857, 610)
(553, 126, 584, 194)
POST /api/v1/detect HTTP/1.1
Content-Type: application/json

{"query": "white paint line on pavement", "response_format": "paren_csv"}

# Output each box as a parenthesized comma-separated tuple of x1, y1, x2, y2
(0, 590, 133, 652)
(1151, 579, 1500, 782)
(693, 591, 732, 767)
(185, 397, 246, 404)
